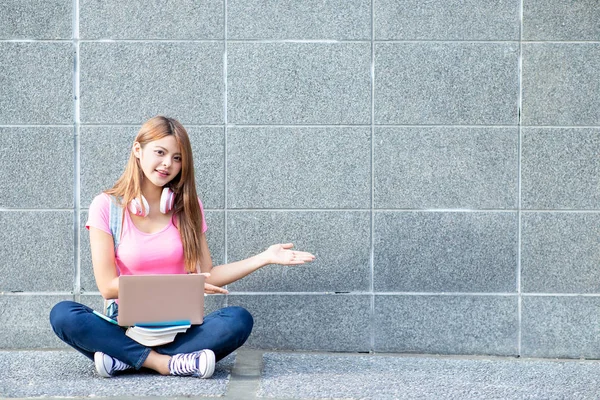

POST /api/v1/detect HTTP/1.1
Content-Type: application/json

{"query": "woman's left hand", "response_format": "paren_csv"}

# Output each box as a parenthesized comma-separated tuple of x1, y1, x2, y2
(198, 272, 229, 294)
(204, 282, 229, 294)
(263, 243, 316, 265)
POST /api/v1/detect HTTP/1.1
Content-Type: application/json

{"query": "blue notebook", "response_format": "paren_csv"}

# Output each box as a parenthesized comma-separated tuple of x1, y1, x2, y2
(93, 310, 190, 328)
(92, 310, 119, 325)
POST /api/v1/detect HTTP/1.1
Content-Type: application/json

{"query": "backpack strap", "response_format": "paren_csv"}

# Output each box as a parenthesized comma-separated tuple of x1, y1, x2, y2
(103, 195, 123, 317)
(108, 195, 123, 252)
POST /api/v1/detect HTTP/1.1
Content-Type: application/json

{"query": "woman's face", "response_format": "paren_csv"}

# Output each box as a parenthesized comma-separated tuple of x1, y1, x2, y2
(134, 135, 182, 189)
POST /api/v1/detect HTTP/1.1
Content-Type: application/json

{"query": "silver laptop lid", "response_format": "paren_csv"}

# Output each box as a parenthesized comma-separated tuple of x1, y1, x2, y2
(117, 274, 205, 326)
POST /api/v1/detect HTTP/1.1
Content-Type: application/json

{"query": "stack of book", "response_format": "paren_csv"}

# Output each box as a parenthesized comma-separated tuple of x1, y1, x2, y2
(92, 310, 191, 346)
(125, 322, 191, 346)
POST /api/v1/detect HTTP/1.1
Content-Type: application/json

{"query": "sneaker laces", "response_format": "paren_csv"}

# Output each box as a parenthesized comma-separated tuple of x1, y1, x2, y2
(169, 352, 200, 376)
(110, 356, 131, 373)
(95, 352, 132, 378)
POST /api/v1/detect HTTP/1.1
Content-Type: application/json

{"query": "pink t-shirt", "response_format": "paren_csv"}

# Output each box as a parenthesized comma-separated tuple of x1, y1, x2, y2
(86, 193, 207, 276)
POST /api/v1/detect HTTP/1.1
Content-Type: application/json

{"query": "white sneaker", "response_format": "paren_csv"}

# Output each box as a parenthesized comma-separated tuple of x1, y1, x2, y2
(168, 349, 215, 378)
(94, 352, 133, 378)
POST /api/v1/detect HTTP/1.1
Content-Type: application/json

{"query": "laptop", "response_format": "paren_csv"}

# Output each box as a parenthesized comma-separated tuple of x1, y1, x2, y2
(117, 274, 205, 327)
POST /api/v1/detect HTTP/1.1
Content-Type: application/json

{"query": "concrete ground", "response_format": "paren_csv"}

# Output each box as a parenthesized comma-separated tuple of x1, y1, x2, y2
(1, 348, 599, 399)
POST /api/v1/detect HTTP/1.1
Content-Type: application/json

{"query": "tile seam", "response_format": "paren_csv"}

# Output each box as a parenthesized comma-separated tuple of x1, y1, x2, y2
(517, 0, 524, 357)
(7, 208, 600, 212)
(220, 292, 517, 296)
(0, 125, 75, 128)
(223, 0, 229, 308)
(72, 0, 81, 303)
(370, 0, 376, 353)
(3, 124, 599, 128)
(1, 40, 599, 44)
(222, 349, 263, 399)
(59, 291, 600, 297)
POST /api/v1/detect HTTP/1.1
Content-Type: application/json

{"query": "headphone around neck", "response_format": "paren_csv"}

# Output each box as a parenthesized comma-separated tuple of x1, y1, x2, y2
(129, 187, 175, 217)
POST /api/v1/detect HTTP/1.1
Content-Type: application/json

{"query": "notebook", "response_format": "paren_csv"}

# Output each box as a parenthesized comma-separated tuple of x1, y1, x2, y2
(117, 274, 205, 327)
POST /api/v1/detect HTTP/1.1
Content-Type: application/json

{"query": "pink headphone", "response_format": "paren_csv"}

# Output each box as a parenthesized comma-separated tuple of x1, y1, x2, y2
(129, 187, 176, 217)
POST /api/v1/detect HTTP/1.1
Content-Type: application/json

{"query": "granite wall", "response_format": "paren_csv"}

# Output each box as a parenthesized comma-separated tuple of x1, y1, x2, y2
(1, 0, 599, 358)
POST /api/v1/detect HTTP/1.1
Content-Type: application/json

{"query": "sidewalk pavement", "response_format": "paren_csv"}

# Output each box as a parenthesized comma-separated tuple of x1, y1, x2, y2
(1, 348, 599, 399)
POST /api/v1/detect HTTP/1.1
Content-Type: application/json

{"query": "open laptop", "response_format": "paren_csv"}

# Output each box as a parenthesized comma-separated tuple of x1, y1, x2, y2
(117, 274, 205, 327)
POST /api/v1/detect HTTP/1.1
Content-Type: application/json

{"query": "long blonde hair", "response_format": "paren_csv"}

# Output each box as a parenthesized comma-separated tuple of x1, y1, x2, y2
(106, 116, 203, 273)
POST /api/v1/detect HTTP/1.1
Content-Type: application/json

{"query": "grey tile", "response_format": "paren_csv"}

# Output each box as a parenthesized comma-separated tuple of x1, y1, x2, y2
(205, 211, 225, 268)
(81, 126, 224, 208)
(79, 294, 104, 311)
(375, 43, 519, 125)
(0, 43, 73, 124)
(79, 127, 134, 208)
(523, 0, 600, 40)
(228, 0, 370, 40)
(375, 0, 519, 40)
(259, 353, 600, 399)
(227, 211, 370, 292)
(374, 295, 518, 355)
(374, 127, 518, 209)
(522, 44, 600, 126)
(228, 294, 371, 351)
(0, 0, 72, 39)
(228, 43, 371, 124)
(80, 0, 223, 39)
(227, 127, 371, 209)
(0, 212, 73, 292)
(0, 351, 234, 396)
(79, 210, 95, 293)
(522, 296, 600, 358)
(522, 128, 600, 209)
(192, 128, 225, 209)
(0, 127, 73, 208)
(374, 212, 518, 293)
(522, 213, 600, 294)
(80, 210, 224, 293)
(80, 43, 223, 124)
(0, 295, 72, 348)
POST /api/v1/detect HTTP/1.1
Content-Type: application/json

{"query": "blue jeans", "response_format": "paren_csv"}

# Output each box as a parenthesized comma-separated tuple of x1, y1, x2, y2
(50, 300, 253, 369)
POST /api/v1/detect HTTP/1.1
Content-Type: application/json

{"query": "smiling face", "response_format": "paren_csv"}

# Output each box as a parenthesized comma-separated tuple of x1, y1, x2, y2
(134, 135, 182, 190)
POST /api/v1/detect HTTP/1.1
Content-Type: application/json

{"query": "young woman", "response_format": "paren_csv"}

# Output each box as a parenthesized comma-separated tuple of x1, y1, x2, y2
(50, 116, 315, 379)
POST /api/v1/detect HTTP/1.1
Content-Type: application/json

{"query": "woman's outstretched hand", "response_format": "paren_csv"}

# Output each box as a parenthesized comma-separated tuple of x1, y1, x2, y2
(263, 243, 316, 265)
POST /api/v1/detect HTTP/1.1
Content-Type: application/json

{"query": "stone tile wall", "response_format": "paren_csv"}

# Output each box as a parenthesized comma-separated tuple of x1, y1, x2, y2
(1, 1, 599, 358)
